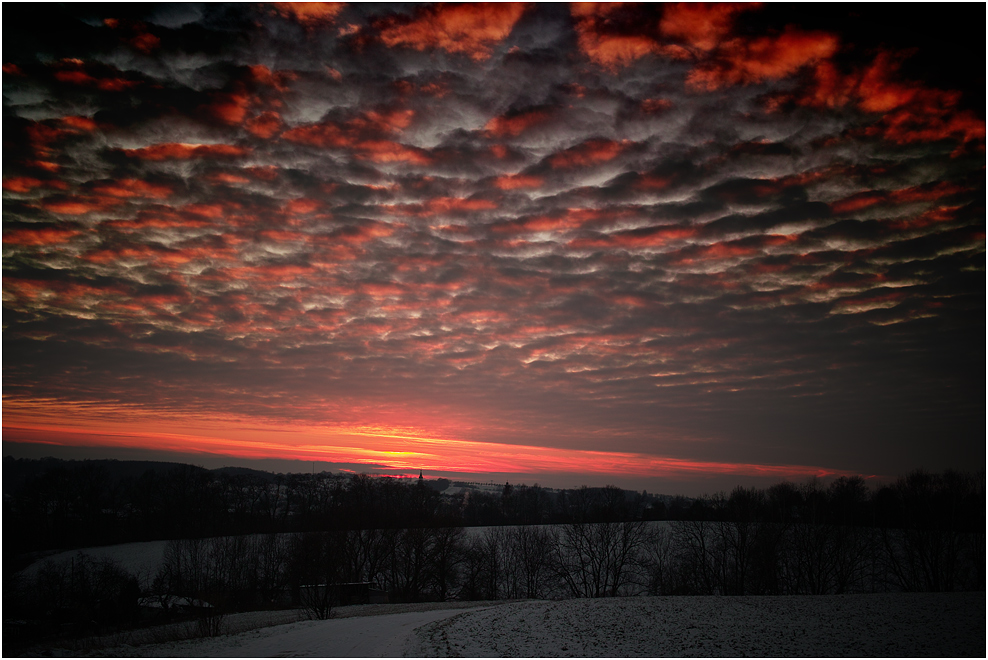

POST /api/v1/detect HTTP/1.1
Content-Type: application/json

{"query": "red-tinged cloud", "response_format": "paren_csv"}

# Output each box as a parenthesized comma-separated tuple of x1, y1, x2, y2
(548, 139, 630, 168)
(25, 123, 69, 159)
(271, 2, 346, 28)
(205, 91, 252, 125)
(570, 3, 667, 70)
(282, 198, 321, 215)
(282, 122, 350, 148)
(395, 79, 449, 98)
(41, 196, 124, 215)
(102, 201, 240, 231)
(120, 143, 250, 160)
(199, 66, 298, 129)
(83, 243, 239, 268)
(831, 181, 968, 214)
(3, 225, 82, 247)
(485, 108, 551, 138)
(493, 207, 635, 235)
(688, 28, 838, 91)
(831, 192, 886, 215)
(129, 32, 161, 54)
(104, 18, 161, 54)
(794, 54, 931, 113)
(377, 3, 527, 61)
(53, 63, 139, 92)
(207, 172, 252, 185)
(61, 116, 98, 132)
(640, 98, 673, 114)
(658, 3, 753, 52)
(281, 109, 417, 160)
(576, 29, 667, 71)
(4, 177, 44, 193)
(247, 166, 281, 181)
(25, 160, 61, 173)
(3, 3, 983, 488)
(633, 174, 673, 190)
(248, 65, 298, 91)
(672, 235, 796, 265)
(869, 100, 985, 148)
(569, 225, 698, 249)
(353, 140, 431, 165)
(779, 51, 985, 149)
(492, 174, 544, 190)
(352, 108, 415, 134)
(888, 182, 967, 204)
(854, 53, 920, 113)
(887, 205, 962, 231)
(388, 196, 497, 218)
(246, 111, 283, 138)
(91, 179, 174, 200)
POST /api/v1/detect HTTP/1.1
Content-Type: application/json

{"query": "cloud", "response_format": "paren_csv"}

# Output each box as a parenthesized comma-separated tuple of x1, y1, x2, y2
(376, 3, 528, 61)
(547, 139, 632, 168)
(658, 3, 752, 53)
(484, 107, 553, 138)
(119, 143, 251, 160)
(2, 3, 983, 485)
(270, 2, 346, 28)
(686, 28, 839, 91)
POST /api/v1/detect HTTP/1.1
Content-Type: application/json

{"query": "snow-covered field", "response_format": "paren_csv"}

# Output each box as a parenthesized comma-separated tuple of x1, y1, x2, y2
(74, 592, 983, 657)
(19, 540, 169, 585)
(410, 593, 985, 657)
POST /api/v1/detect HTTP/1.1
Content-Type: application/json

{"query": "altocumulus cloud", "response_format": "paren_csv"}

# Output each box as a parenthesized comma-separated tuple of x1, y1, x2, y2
(2, 3, 984, 485)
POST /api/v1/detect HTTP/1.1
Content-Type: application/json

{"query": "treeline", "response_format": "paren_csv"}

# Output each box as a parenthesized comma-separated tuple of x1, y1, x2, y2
(4, 457, 666, 555)
(4, 471, 983, 649)
(651, 472, 985, 596)
(4, 459, 986, 564)
(142, 473, 981, 613)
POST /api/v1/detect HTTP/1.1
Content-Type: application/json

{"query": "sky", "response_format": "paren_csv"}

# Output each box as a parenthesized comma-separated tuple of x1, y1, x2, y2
(2, 3, 984, 494)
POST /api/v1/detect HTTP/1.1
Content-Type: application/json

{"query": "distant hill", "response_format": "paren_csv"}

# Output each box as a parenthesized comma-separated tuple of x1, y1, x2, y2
(209, 465, 280, 483)
(2, 456, 210, 494)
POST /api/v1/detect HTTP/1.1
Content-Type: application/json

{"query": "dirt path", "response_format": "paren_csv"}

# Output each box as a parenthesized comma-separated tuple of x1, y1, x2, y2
(89, 606, 497, 657)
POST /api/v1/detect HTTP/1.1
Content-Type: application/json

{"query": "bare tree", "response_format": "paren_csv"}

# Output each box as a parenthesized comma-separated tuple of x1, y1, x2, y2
(671, 517, 718, 595)
(384, 527, 431, 602)
(556, 520, 650, 597)
(429, 526, 467, 601)
(291, 532, 343, 620)
(642, 524, 676, 595)
(461, 527, 511, 600)
(508, 525, 559, 599)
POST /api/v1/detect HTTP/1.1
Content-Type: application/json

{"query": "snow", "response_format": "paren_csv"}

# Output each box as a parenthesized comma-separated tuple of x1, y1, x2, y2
(410, 593, 986, 657)
(19, 540, 169, 585)
(75, 593, 983, 657)
(83, 606, 497, 657)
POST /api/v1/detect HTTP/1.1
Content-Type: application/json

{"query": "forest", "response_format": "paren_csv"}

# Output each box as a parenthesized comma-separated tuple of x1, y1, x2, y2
(3, 457, 984, 649)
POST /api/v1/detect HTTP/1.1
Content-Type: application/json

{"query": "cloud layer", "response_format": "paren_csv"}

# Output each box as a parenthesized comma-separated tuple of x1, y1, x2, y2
(3, 3, 984, 483)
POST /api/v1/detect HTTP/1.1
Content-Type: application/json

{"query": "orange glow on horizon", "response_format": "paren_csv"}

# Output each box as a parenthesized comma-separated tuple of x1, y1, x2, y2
(2, 397, 862, 483)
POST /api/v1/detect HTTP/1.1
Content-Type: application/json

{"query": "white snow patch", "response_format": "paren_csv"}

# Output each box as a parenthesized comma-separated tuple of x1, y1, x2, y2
(71, 593, 984, 657)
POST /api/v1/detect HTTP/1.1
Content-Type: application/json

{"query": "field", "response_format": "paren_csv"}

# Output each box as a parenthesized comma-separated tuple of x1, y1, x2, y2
(68, 593, 984, 657)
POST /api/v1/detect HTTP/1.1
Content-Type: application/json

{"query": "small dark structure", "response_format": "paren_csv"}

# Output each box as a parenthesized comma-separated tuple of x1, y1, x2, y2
(137, 595, 214, 619)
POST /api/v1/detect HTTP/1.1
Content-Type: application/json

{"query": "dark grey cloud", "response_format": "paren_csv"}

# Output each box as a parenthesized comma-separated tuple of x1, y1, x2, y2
(3, 3, 983, 484)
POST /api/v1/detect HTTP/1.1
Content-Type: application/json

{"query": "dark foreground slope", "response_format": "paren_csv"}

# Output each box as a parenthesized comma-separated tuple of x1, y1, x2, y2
(409, 594, 985, 658)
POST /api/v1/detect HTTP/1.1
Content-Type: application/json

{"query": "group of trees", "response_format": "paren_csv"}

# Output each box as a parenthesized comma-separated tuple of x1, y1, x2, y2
(5, 459, 622, 555)
(652, 472, 984, 596)
(4, 463, 983, 648)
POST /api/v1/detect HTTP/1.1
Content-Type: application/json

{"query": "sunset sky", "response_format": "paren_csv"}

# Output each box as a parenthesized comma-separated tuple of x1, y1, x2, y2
(3, 3, 984, 493)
